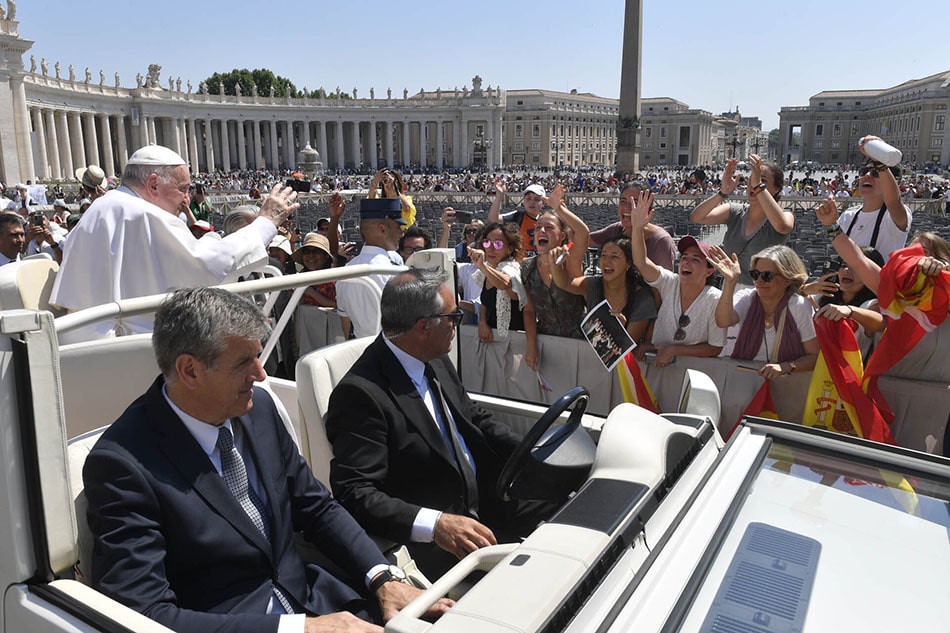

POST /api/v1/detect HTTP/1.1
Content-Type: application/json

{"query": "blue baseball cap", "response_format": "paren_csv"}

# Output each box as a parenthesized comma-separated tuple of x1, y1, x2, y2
(360, 198, 406, 224)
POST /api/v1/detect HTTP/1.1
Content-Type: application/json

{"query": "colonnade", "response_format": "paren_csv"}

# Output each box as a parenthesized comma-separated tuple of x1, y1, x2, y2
(25, 103, 504, 180)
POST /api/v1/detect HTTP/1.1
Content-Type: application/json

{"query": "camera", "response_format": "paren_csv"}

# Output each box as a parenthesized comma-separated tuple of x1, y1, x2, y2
(455, 210, 473, 225)
(30, 213, 45, 227)
(644, 351, 657, 364)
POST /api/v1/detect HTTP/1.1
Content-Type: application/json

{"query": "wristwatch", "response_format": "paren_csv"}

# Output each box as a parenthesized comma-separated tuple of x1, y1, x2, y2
(825, 222, 842, 240)
(750, 182, 767, 196)
(369, 564, 408, 593)
(786, 361, 797, 375)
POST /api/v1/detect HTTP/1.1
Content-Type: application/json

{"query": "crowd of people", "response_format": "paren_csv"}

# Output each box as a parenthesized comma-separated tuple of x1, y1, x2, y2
(0, 136, 948, 632)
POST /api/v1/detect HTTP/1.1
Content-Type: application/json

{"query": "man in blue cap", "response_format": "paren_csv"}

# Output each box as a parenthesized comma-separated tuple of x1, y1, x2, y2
(337, 198, 407, 338)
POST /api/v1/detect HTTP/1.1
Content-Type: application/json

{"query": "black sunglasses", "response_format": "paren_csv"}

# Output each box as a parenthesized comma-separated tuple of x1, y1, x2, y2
(428, 310, 464, 326)
(673, 313, 690, 341)
(858, 165, 882, 178)
(749, 269, 775, 282)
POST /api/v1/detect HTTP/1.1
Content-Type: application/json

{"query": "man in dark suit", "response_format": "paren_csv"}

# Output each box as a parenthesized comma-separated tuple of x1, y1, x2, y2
(83, 287, 449, 633)
(326, 268, 552, 578)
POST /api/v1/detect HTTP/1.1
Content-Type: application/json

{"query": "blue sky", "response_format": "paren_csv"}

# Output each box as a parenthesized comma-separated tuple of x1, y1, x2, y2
(21, 0, 947, 131)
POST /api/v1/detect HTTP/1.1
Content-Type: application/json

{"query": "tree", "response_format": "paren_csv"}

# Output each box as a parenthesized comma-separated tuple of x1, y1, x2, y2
(201, 68, 299, 97)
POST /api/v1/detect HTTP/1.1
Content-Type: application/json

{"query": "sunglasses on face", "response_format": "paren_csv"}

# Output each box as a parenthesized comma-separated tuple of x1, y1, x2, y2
(673, 313, 690, 341)
(401, 245, 424, 254)
(482, 239, 506, 250)
(858, 166, 882, 178)
(428, 310, 464, 326)
(464, 228, 478, 235)
(749, 269, 775, 282)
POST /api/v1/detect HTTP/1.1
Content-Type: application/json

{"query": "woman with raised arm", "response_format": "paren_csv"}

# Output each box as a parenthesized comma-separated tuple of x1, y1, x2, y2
(469, 222, 527, 343)
(707, 245, 819, 381)
(550, 234, 656, 347)
(690, 154, 793, 286)
(521, 184, 590, 370)
(627, 190, 724, 367)
(367, 167, 417, 225)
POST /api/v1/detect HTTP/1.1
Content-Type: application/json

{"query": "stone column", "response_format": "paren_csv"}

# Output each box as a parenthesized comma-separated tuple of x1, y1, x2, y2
(147, 117, 158, 147)
(419, 121, 427, 169)
(453, 119, 461, 167)
(220, 119, 231, 172)
(494, 111, 504, 168)
(486, 116, 495, 171)
(459, 118, 469, 168)
(436, 121, 444, 170)
(31, 108, 50, 179)
(57, 111, 75, 177)
(334, 121, 344, 170)
(383, 120, 394, 168)
(267, 120, 278, 169)
(253, 121, 264, 169)
(115, 115, 129, 173)
(318, 121, 328, 169)
(368, 120, 378, 171)
(68, 112, 85, 171)
(44, 109, 62, 179)
(235, 120, 247, 170)
(186, 119, 199, 174)
(202, 118, 215, 172)
(10, 76, 36, 182)
(401, 121, 410, 167)
(99, 114, 115, 177)
(349, 121, 361, 170)
(139, 115, 150, 148)
(169, 117, 182, 156)
(282, 120, 294, 170)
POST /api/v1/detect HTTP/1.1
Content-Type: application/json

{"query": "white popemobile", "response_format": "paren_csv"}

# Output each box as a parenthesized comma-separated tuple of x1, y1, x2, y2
(0, 248, 946, 633)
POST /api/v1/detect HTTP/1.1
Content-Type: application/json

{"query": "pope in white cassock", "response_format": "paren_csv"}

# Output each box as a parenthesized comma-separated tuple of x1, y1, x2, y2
(50, 145, 299, 342)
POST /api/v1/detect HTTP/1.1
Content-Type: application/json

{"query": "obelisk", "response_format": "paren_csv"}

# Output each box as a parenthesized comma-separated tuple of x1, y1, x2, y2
(615, 0, 642, 176)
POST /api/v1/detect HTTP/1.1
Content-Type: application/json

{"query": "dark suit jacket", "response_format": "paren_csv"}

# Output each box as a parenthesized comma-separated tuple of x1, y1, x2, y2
(83, 377, 387, 633)
(325, 336, 523, 549)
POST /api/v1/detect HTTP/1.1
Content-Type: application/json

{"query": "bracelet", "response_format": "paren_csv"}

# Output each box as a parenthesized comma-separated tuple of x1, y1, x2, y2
(786, 361, 797, 375)
(847, 306, 854, 318)
(750, 182, 767, 196)
(717, 190, 729, 201)
(824, 222, 842, 240)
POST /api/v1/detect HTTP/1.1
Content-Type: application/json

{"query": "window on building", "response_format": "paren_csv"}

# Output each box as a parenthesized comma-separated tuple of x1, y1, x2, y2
(515, 125, 523, 138)
(851, 123, 859, 135)
(660, 142, 667, 149)
(532, 124, 540, 137)
(832, 123, 841, 137)
(936, 115, 946, 131)
(660, 126, 667, 138)
(933, 138, 944, 148)
(816, 124, 824, 136)
(814, 140, 823, 149)
(645, 128, 652, 138)
(516, 100, 523, 105)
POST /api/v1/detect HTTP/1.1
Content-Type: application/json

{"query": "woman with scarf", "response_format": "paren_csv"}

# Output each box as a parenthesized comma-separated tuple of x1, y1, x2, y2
(469, 221, 526, 343)
(708, 244, 818, 381)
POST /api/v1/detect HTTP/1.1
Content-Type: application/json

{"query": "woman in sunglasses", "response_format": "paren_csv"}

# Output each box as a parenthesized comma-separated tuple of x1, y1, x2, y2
(469, 222, 526, 343)
(522, 184, 590, 370)
(709, 245, 818, 381)
(626, 190, 725, 368)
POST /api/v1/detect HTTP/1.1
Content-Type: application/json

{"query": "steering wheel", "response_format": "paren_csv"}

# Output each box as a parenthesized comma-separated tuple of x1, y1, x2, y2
(496, 386, 590, 501)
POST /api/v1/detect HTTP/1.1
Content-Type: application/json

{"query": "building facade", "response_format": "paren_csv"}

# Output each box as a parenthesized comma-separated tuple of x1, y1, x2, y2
(778, 70, 950, 168)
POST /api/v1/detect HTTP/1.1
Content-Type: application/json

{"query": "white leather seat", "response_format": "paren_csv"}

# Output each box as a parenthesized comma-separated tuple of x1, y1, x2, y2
(0, 257, 63, 313)
(294, 337, 373, 486)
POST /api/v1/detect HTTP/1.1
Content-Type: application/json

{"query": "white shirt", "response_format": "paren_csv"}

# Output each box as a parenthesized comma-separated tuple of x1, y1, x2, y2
(838, 204, 911, 261)
(336, 245, 403, 338)
(382, 337, 472, 543)
(50, 187, 274, 342)
(733, 289, 817, 361)
(648, 268, 725, 347)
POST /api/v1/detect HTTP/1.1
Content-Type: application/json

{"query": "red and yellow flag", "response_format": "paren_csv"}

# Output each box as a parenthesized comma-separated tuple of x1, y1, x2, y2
(865, 244, 950, 422)
(726, 380, 777, 440)
(803, 317, 895, 444)
(616, 352, 660, 414)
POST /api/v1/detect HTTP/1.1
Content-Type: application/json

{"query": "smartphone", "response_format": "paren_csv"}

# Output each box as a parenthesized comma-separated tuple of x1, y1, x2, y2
(455, 210, 473, 225)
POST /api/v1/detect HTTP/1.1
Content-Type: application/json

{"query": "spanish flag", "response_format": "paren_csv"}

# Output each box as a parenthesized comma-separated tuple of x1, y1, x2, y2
(803, 317, 895, 444)
(805, 317, 918, 514)
(726, 380, 777, 440)
(617, 352, 660, 414)
(864, 243, 950, 423)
